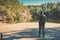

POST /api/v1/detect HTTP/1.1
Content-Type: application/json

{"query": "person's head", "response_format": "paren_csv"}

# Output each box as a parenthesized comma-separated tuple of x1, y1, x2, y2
(40, 10, 44, 15)
(40, 11, 42, 15)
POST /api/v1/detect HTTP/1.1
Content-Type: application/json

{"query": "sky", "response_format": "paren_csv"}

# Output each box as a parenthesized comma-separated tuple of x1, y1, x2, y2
(19, 0, 60, 5)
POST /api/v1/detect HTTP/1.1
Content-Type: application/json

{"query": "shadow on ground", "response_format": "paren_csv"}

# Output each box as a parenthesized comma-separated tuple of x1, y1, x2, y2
(3, 27, 60, 40)
(37, 27, 60, 40)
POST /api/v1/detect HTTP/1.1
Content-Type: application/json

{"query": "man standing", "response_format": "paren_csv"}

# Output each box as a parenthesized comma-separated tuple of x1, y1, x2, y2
(38, 11, 47, 37)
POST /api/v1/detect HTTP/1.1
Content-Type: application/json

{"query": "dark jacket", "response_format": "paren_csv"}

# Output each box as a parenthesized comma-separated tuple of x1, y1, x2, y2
(38, 12, 47, 24)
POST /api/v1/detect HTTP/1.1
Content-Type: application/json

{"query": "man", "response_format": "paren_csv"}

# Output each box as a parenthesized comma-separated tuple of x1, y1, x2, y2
(38, 11, 47, 37)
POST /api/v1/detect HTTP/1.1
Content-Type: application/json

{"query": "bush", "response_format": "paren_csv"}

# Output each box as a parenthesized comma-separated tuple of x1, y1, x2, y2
(47, 19, 60, 23)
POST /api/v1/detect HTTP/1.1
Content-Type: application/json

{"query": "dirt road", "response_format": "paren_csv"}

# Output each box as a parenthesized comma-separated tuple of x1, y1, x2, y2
(0, 22, 60, 40)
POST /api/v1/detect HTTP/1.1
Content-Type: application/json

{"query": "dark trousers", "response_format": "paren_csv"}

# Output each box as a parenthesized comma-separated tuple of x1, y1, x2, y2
(39, 22, 45, 37)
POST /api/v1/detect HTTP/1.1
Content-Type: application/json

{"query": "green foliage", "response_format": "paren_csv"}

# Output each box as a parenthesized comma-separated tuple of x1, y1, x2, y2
(0, 0, 60, 23)
(0, 0, 31, 23)
(27, 3, 60, 23)
(14, 13, 22, 23)
(47, 19, 60, 23)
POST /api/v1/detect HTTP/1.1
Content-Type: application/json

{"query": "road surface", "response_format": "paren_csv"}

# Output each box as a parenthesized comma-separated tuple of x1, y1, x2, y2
(0, 22, 60, 40)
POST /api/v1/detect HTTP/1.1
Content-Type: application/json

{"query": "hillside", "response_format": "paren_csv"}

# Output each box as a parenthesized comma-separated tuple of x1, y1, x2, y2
(0, 0, 31, 23)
